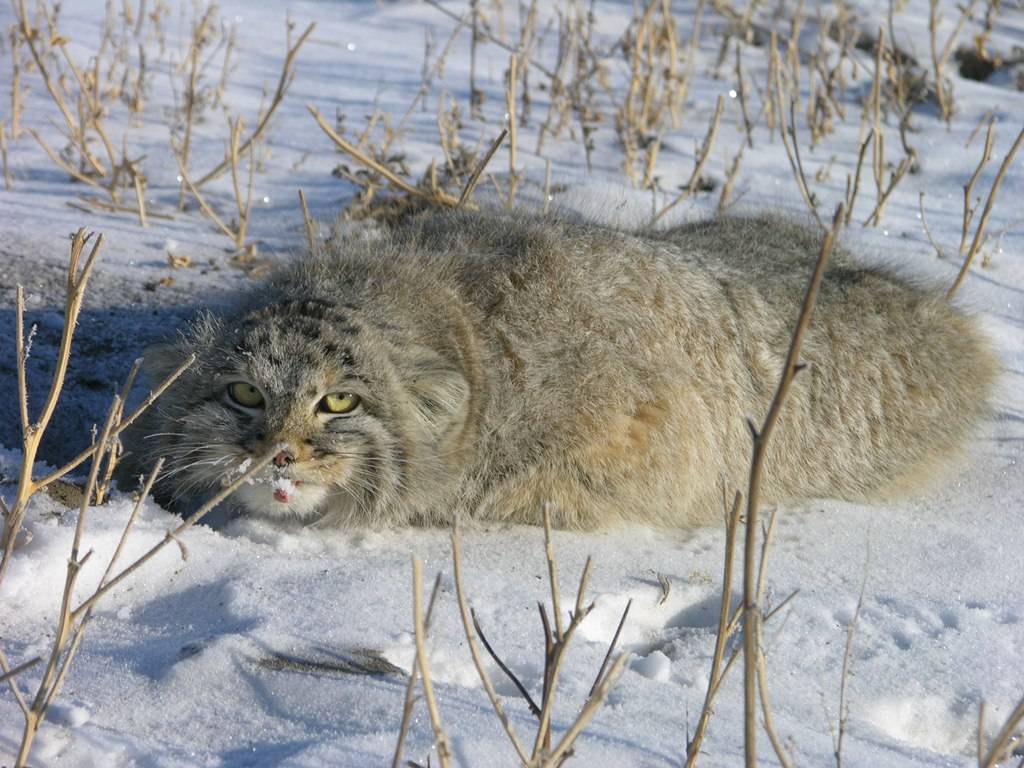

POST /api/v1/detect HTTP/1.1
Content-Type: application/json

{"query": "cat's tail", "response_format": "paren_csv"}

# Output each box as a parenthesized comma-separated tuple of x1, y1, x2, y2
(762, 283, 1000, 504)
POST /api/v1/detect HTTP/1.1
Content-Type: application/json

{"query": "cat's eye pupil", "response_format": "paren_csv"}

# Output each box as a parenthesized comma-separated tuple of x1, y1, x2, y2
(320, 392, 360, 414)
(227, 382, 264, 408)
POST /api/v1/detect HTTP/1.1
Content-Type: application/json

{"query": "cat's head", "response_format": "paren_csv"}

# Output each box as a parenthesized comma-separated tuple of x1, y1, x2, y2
(140, 298, 473, 525)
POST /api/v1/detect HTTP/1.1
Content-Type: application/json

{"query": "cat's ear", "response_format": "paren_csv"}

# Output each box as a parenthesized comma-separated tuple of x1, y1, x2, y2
(141, 340, 190, 384)
(405, 353, 470, 433)
(142, 313, 218, 383)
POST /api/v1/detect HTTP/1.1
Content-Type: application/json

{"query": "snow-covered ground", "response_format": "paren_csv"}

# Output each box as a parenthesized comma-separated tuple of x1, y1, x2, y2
(1, 0, 1022, 765)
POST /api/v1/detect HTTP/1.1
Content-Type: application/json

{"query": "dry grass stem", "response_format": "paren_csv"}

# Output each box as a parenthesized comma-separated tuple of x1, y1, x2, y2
(1, 230, 105, 587)
(0, 121, 10, 190)
(310, 105, 459, 208)
(424, 0, 555, 79)
(451, 522, 533, 765)
(195, 22, 315, 188)
(36, 353, 196, 492)
(451, 513, 626, 766)
(918, 192, 945, 259)
(173, 146, 237, 242)
(0, 653, 42, 687)
(948, 125, 1024, 298)
(774, 54, 824, 229)
(391, 573, 442, 768)
(13, 0, 107, 179)
(9, 27, 24, 139)
(298, 189, 317, 253)
(979, 695, 1024, 768)
(652, 95, 725, 223)
(686, 491, 743, 766)
(456, 128, 508, 209)
(742, 204, 844, 766)
(411, 557, 452, 768)
(961, 116, 995, 254)
(507, 53, 519, 207)
(833, 552, 869, 767)
(755, 649, 794, 768)
(843, 130, 873, 226)
(929, 0, 980, 124)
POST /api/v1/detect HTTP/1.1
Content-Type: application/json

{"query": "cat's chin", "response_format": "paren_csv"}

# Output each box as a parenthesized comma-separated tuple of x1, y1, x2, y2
(231, 478, 330, 519)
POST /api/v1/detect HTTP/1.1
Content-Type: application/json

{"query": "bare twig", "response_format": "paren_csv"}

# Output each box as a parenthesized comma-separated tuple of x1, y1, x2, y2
(195, 23, 315, 188)
(298, 189, 316, 253)
(979, 695, 1024, 768)
(961, 117, 995, 255)
(918, 192, 945, 259)
(687, 491, 742, 766)
(310, 105, 459, 207)
(948, 125, 1024, 298)
(834, 548, 869, 767)
(411, 557, 452, 768)
(653, 95, 725, 223)
(0, 121, 11, 190)
(743, 205, 844, 766)
(451, 521, 532, 765)
(456, 129, 508, 209)
(392, 573, 442, 768)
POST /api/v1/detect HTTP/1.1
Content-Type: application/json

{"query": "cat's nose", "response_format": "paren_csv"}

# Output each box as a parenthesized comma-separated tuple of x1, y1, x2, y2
(273, 449, 295, 467)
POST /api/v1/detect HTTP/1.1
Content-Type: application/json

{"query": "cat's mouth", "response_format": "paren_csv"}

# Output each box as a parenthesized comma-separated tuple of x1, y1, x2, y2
(221, 458, 334, 519)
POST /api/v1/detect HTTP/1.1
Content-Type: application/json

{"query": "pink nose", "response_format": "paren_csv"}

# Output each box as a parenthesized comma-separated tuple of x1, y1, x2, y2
(273, 449, 294, 467)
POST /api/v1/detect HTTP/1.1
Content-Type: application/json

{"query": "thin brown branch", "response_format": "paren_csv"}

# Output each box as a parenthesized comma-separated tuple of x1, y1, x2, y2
(456, 129, 508, 209)
(980, 695, 1024, 768)
(298, 189, 316, 253)
(743, 204, 844, 766)
(71, 445, 281, 621)
(450, 521, 532, 765)
(392, 573, 442, 768)
(411, 557, 452, 768)
(195, 23, 315, 188)
(309, 104, 458, 207)
(35, 354, 195, 491)
(687, 491, 742, 766)
(471, 608, 541, 718)
(948, 125, 1024, 299)
(653, 95, 725, 223)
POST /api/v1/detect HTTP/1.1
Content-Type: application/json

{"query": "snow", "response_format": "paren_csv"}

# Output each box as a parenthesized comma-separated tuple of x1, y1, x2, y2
(1, 0, 1023, 766)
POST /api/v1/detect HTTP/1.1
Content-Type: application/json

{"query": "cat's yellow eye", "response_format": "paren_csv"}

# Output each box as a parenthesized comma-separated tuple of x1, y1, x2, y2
(227, 382, 264, 408)
(319, 392, 360, 414)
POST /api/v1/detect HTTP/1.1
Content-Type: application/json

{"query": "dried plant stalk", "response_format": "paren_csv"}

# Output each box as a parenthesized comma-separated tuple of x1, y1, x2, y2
(411, 557, 452, 768)
(195, 23, 315, 188)
(742, 205, 844, 766)
(652, 95, 725, 223)
(686, 492, 742, 765)
(298, 189, 316, 253)
(0, 121, 10, 190)
(948, 125, 1024, 298)
(391, 574, 442, 768)
(310, 105, 459, 208)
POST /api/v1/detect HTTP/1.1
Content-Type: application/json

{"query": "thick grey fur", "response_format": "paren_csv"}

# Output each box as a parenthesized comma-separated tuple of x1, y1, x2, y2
(121, 212, 998, 528)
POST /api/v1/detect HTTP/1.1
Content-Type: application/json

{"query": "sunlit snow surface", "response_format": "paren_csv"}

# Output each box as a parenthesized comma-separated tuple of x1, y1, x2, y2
(1, 0, 1022, 765)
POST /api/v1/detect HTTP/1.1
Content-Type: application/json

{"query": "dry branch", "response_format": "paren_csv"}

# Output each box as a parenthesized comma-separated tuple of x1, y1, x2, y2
(411, 557, 452, 768)
(310, 105, 459, 208)
(195, 22, 314, 188)
(652, 95, 725, 223)
(392, 573, 443, 768)
(948, 125, 1024, 298)
(742, 204, 844, 766)
(686, 491, 742, 766)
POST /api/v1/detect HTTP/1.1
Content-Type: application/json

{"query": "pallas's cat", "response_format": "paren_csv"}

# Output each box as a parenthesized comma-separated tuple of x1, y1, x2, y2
(124, 213, 997, 528)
